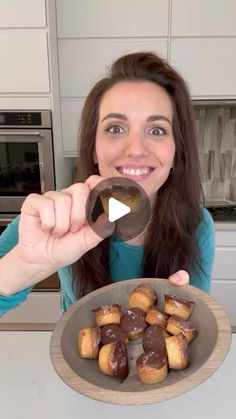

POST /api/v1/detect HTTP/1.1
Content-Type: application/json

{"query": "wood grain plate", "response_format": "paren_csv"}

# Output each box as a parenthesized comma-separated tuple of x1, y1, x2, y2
(50, 278, 232, 405)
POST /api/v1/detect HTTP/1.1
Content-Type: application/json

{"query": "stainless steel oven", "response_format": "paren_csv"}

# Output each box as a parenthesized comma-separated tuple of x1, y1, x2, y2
(0, 110, 59, 291)
(0, 110, 55, 213)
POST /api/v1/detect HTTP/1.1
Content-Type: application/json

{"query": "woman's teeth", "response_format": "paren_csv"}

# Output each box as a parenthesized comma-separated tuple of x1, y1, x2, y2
(118, 167, 152, 176)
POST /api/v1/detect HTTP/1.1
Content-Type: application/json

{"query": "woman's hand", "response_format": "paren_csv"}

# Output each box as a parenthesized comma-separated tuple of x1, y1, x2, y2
(18, 175, 114, 268)
(168, 270, 189, 286)
(0, 176, 114, 294)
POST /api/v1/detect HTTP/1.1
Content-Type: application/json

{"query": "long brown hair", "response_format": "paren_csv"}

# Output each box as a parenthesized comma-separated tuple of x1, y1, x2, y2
(73, 52, 204, 297)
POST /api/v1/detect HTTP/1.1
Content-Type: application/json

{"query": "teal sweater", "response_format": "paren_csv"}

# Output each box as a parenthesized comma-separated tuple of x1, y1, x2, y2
(0, 209, 215, 316)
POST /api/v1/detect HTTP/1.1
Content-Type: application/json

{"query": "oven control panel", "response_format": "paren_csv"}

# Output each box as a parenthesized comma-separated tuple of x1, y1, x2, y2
(0, 112, 42, 126)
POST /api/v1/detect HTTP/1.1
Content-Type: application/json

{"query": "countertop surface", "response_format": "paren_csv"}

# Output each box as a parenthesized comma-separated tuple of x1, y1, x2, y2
(0, 331, 235, 419)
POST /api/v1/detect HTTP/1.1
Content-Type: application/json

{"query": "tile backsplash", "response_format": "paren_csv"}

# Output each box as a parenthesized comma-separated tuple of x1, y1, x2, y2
(194, 103, 236, 204)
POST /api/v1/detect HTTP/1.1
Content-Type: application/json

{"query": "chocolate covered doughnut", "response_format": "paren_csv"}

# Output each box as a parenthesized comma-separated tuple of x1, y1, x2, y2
(92, 304, 121, 327)
(164, 295, 195, 320)
(98, 340, 129, 382)
(136, 349, 168, 384)
(120, 307, 147, 340)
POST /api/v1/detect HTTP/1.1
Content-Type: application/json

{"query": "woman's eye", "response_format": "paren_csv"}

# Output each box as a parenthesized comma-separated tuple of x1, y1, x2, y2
(148, 127, 166, 136)
(106, 125, 125, 134)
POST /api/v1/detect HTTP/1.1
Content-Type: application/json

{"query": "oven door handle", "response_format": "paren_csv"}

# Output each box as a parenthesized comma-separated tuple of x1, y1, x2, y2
(0, 131, 41, 136)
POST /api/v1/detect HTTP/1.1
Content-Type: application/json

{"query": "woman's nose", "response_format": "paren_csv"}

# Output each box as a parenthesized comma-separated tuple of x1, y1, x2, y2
(124, 133, 149, 158)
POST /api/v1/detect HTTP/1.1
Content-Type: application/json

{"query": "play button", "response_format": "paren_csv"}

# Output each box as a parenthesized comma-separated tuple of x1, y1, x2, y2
(108, 197, 131, 222)
(86, 177, 151, 241)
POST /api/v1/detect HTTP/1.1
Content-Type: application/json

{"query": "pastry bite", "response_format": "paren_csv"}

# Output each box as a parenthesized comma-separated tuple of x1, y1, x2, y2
(164, 295, 195, 320)
(98, 341, 129, 382)
(100, 184, 141, 214)
(92, 304, 121, 327)
(100, 324, 129, 345)
(142, 325, 169, 353)
(78, 326, 101, 359)
(165, 333, 189, 369)
(120, 307, 147, 340)
(128, 283, 158, 312)
(166, 315, 198, 344)
(136, 349, 168, 384)
(145, 306, 169, 327)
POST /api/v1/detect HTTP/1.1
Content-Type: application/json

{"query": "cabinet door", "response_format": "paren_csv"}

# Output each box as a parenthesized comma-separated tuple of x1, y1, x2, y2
(170, 38, 236, 98)
(212, 248, 236, 280)
(0, 30, 49, 93)
(59, 38, 167, 97)
(61, 99, 84, 156)
(171, 0, 236, 36)
(0, 0, 46, 27)
(211, 280, 236, 326)
(57, 0, 168, 38)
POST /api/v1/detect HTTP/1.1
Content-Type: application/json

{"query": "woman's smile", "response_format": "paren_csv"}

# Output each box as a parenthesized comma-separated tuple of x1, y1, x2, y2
(116, 165, 155, 181)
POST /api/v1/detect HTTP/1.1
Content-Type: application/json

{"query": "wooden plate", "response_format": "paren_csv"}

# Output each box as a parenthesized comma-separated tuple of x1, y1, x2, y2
(50, 278, 232, 405)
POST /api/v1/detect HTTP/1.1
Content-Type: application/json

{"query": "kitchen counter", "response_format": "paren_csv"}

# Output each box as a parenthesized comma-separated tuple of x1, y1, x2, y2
(0, 331, 235, 419)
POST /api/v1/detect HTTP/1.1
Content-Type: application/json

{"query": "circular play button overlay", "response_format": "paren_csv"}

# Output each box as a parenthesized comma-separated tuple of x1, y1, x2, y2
(86, 177, 151, 241)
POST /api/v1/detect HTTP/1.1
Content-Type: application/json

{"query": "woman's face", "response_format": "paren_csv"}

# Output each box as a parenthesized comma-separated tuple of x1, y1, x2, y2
(95, 81, 175, 198)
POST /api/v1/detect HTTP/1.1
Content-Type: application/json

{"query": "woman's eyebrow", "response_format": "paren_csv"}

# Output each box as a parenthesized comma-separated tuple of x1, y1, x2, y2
(101, 113, 127, 122)
(101, 113, 172, 126)
(147, 115, 172, 126)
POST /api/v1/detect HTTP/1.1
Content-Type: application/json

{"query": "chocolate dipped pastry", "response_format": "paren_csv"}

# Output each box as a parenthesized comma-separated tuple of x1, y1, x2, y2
(164, 295, 195, 320)
(100, 324, 129, 345)
(136, 350, 168, 384)
(100, 184, 141, 214)
(78, 326, 101, 359)
(120, 307, 147, 340)
(92, 304, 121, 327)
(128, 283, 157, 313)
(98, 341, 129, 382)
(142, 325, 169, 353)
(166, 315, 198, 344)
(145, 306, 169, 327)
(165, 333, 189, 369)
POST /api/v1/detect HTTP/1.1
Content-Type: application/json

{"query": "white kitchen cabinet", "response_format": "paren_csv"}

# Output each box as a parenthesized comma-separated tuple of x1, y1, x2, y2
(0, 29, 50, 93)
(56, 0, 168, 38)
(0, 0, 46, 28)
(59, 37, 167, 154)
(170, 38, 236, 98)
(59, 38, 167, 98)
(60, 99, 84, 156)
(171, 0, 236, 36)
(0, 292, 61, 328)
(211, 227, 236, 326)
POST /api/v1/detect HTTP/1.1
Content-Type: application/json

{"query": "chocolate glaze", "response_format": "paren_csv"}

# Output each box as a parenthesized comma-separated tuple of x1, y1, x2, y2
(142, 325, 167, 353)
(136, 350, 167, 369)
(120, 308, 147, 333)
(112, 341, 129, 382)
(101, 324, 129, 345)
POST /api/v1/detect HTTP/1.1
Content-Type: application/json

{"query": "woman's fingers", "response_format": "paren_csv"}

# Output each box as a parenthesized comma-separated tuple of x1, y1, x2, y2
(21, 175, 107, 237)
(61, 183, 90, 233)
(21, 193, 56, 231)
(63, 176, 107, 233)
(168, 270, 189, 286)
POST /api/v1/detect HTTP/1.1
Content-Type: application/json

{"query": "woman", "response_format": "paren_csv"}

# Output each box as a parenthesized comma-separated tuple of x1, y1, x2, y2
(0, 52, 215, 316)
